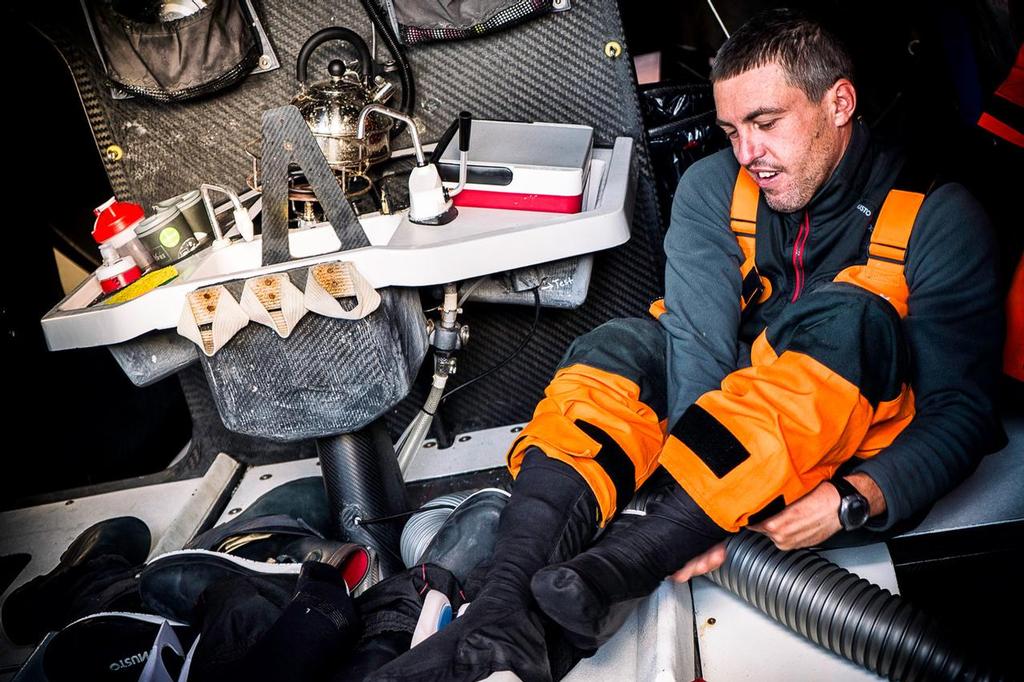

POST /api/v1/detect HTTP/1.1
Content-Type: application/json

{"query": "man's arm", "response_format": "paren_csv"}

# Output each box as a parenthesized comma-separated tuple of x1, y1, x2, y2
(661, 151, 746, 425)
(673, 183, 1005, 578)
(853, 182, 1006, 529)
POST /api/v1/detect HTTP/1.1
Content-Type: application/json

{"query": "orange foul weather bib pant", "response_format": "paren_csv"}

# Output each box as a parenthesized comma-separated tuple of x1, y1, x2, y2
(508, 173, 921, 533)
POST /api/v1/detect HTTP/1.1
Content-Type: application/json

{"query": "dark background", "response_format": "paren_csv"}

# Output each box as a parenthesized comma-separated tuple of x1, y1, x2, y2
(0, 0, 1020, 675)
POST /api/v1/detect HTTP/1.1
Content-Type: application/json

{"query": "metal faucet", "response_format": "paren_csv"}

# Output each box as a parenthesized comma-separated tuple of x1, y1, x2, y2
(356, 104, 471, 225)
(356, 104, 426, 166)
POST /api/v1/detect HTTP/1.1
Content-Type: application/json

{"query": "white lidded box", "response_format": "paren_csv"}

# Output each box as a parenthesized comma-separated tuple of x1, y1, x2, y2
(437, 120, 594, 213)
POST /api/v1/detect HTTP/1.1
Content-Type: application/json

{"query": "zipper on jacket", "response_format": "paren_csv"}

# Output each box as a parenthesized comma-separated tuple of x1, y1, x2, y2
(791, 211, 810, 302)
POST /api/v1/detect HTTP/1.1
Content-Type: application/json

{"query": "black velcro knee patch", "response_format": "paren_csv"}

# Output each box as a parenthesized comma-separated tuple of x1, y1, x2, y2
(670, 404, 751, 479)
(574, 420, 636, 512)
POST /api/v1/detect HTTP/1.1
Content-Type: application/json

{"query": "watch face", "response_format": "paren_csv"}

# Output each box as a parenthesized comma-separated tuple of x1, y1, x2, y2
(839, 495, 870, 530)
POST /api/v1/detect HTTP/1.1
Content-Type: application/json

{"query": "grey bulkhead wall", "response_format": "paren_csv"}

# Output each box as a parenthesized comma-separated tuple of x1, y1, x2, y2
(36, 0, 667, 444)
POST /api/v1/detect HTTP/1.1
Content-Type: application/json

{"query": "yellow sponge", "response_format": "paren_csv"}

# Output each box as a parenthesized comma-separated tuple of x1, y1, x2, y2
(104, 266, 179, 304)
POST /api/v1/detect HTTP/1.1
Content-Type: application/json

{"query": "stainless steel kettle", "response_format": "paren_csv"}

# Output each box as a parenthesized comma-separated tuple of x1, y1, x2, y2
(291, 27, 395, 172)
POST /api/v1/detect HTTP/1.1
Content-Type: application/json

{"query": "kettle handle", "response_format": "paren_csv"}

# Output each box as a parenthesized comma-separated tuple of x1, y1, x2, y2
(296, 27, 374, 85)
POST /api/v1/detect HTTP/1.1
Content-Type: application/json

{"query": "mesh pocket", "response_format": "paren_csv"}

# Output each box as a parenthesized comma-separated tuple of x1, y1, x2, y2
(198, 285, 428, 441)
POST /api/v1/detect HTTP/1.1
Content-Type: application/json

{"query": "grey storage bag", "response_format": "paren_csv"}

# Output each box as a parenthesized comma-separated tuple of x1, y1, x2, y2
(182, 269, 427, 442)
(88, 0, 261, 101)
(384, 0, 557, 44)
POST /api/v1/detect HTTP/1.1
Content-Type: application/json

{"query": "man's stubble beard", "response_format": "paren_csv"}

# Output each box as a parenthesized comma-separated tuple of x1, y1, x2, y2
(764, 115, 840, 214)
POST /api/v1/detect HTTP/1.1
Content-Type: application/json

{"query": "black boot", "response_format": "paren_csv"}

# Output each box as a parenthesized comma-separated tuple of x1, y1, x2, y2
(531, 469, 726, 649)
(371, 448, 599, 682)
(416, 488, 510, 584)
(2, 516, 150, 646)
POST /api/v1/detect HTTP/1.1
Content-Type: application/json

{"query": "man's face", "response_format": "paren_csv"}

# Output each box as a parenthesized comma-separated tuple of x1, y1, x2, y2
(713, 62, 852, 213)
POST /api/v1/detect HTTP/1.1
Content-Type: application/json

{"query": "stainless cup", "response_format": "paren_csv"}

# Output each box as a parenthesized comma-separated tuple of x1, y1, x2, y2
(175, 190, 214, 242)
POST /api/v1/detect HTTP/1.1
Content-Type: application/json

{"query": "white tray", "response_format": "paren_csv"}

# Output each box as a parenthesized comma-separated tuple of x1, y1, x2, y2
(41, 138, 635, 351)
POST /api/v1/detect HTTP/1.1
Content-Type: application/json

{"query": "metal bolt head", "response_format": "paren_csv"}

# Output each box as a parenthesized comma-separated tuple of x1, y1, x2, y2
(106, 145, 124, 162)
(228, 507, 242, 515)
(458, 435, 471, 443)
(604, 40, 623, 59)
(258, 54, 272, 70)
(259, 473, 272, 481)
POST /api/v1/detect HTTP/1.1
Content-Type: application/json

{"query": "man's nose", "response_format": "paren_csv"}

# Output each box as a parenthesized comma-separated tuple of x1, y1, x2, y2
(734, 132, 763, 167)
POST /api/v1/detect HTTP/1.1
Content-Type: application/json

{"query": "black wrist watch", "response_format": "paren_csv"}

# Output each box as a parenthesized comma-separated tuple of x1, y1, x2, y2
(832, 476, 871, 531)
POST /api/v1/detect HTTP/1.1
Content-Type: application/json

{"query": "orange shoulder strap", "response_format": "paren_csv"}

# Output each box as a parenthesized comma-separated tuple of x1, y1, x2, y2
(731, 170, 767, 309)
(730, 169, 759, 265)
(867, 189, 926, 275)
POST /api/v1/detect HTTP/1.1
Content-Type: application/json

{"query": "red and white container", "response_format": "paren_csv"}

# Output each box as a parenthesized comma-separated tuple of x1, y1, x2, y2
(92, 197, 155, 271)
(96, 245, 142, 294)
(437, 120, 594, 214)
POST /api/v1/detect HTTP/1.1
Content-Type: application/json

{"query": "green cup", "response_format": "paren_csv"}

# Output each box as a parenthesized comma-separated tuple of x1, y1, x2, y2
(137, 208, 203, 265)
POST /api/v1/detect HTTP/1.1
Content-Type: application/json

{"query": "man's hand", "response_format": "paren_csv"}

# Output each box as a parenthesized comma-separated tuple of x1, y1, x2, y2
(747, 481, 843, 550)
(749, 473, 885, 550)
(671, 541, 727, 583)
(669, 474, 887, 582)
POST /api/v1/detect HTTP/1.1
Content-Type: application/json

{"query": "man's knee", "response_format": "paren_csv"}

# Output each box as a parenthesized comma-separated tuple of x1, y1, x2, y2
(764, 283, 909, 407)
(560, 318, 668, 415)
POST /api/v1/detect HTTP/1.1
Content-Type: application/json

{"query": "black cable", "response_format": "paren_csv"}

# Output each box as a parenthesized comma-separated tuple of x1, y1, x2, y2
(359, 0, 415, 132)
(357, 504, 455, 525)
(441, 287, 542, 403)
(353, 520, 407, 567)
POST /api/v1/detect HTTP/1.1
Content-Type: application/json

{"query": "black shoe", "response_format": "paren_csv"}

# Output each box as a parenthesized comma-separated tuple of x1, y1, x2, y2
(531, 472, 725, 649)
(187, 513, 377, 594)
(2, 516, 151, 646)
(232, 476, 331, 536)
(140, 549, 302, 624)
(416, 489, 510, 584)
(371, 448, 598, 682)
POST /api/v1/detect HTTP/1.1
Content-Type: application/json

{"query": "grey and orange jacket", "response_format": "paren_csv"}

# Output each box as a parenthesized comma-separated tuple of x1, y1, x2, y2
(659, 120, 1006, 530)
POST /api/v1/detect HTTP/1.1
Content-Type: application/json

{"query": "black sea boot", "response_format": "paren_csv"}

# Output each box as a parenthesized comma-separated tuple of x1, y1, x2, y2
(2, 516, 150, 645)
(370, 448, 599, 682)
(531, 469, 726, 649)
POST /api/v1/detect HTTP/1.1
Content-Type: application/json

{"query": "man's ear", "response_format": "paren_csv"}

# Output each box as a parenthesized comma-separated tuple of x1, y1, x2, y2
(830, 78, 857, 126)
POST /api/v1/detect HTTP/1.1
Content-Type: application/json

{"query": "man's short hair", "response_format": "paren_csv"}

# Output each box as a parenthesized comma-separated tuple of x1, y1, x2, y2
(710, 8, 854, 102)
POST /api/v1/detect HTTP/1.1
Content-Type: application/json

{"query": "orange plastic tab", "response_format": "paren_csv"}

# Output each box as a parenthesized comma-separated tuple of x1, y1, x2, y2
(649, 298, 667, 320)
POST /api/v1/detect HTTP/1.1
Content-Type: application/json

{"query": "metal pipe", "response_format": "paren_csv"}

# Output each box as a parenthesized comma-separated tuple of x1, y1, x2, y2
(357, 104, 424, 166)
(317, 421, 409, 577)
(396, 376, 447, 475)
